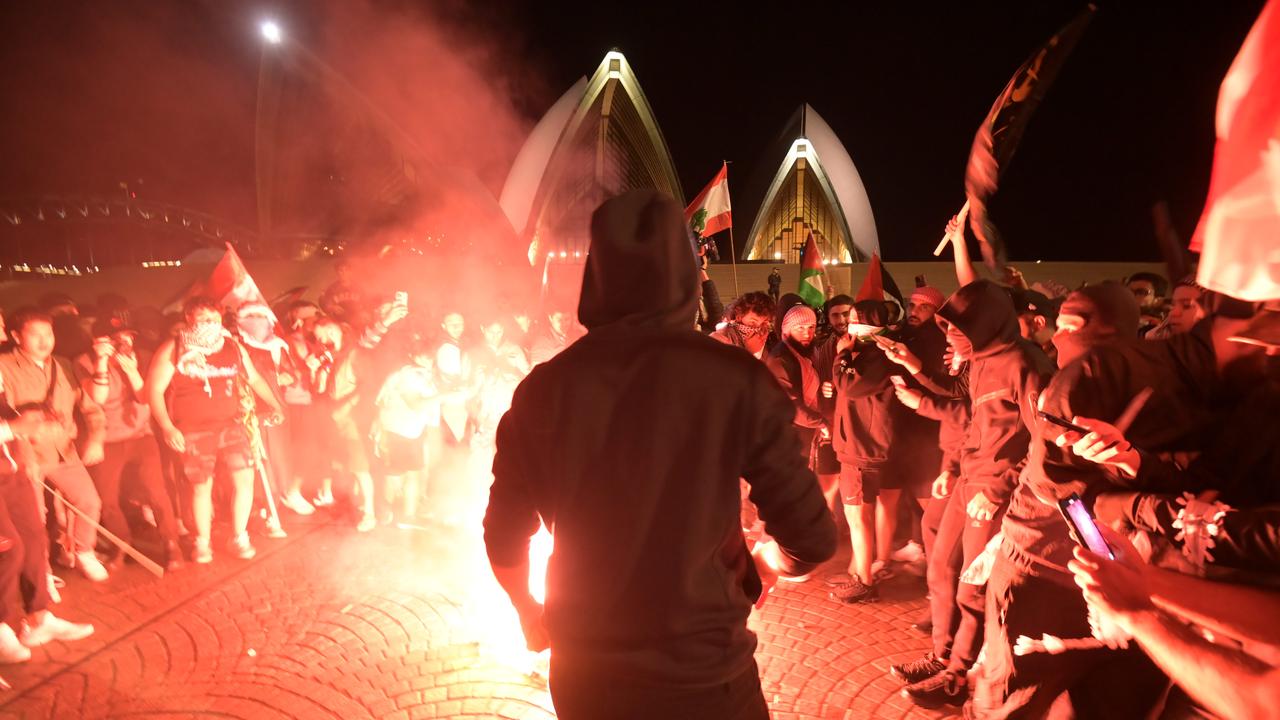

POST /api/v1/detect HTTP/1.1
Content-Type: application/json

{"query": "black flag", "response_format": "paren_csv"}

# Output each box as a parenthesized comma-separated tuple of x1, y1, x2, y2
(965, 4, 1096, 268)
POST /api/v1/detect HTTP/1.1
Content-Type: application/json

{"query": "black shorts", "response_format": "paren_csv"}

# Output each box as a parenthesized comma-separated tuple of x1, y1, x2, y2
(815, 440, 841, 475)
(178, 425, 253, 483)
(382, 432, 426, 475)
(839, 464, 881, 506)
(882, 444, 940, 497)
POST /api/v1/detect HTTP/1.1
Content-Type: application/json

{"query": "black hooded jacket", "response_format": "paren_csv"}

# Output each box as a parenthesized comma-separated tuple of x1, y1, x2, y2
(484, 190, 836, 686)
(935, 280, 1055, 504)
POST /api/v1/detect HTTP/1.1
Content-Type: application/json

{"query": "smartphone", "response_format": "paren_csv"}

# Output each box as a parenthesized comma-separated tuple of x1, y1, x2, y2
(1037, 410, 1090, 436)
(395, 291, 408, 305)
(1058, 493, 1114, 559)
(889, 375, 906, 389)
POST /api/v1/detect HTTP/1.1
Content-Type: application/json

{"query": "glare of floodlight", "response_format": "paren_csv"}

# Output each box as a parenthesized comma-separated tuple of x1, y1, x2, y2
(260, 20, 283, 44)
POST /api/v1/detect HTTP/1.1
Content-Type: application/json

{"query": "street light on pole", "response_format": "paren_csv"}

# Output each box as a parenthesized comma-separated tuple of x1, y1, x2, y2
(256, 18, 285, 256)
(260, 19, 283, 45)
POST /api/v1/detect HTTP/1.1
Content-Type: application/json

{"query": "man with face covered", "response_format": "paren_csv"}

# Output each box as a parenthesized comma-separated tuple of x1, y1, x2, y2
(710, 292, 776, 360)
(880, 280, 1054, 707)
(148, 297, 285, 563)
(484, 190, 835, 719)
(970, 284, 1259, 719)
(236, 304, 310, 518)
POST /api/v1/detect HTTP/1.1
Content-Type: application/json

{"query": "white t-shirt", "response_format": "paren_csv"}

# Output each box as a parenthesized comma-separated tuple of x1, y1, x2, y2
(375, 366, 440, 439)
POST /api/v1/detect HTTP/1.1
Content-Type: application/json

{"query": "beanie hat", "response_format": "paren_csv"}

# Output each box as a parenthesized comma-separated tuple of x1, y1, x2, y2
(781, 304, 817, 336)
(909, 286, 945, 309)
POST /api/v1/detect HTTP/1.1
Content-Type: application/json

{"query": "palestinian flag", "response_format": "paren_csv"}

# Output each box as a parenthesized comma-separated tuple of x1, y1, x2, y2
(856, 253, 905, 312)
(1192, 0, 1280, 301)
(797, 232, 826, 308)
(685, 163, 733, 238)
(191, 243, 274, 319)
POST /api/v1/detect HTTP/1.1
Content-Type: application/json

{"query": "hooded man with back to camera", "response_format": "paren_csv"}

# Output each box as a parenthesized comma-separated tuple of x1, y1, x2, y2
(484, 190, 836, 720)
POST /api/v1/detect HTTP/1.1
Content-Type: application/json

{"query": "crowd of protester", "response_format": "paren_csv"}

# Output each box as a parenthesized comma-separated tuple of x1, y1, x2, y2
(0, 202, 1276, 719)
(702, 211, 1276, 718)
(0, 270, 581, 667)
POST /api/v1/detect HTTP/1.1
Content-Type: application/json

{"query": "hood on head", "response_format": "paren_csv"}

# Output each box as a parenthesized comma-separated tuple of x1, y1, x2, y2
(578, 190, 698, 330)
(1069, 282, 1140, 338)
(936, 279, 1019, 354)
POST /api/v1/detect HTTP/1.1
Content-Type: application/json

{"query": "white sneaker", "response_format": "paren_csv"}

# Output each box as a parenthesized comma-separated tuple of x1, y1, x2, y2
(891, 541, 925, 564)
(281, 491, 315, 516)
(229, 533, 256, 560)
(356, 513, 376, 533)
(0, 623, 31, 663)
(46, 574, 63, 604)
(21, 613, 94, 647)
(75, 551, 109, 582)
(194, 538, 213, 564)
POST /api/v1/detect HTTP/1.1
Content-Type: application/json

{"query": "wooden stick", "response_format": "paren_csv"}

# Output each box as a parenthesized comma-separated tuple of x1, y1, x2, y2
(42, 480, 165, 578)
(932, 200, 972, 256)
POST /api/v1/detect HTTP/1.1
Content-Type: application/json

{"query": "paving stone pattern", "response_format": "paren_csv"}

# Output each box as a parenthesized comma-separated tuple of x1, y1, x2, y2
(0, 519, 960, 719)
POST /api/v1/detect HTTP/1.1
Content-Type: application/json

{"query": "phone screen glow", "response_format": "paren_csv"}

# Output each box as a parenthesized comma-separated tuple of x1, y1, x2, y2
(1064, 498, 1113, 559)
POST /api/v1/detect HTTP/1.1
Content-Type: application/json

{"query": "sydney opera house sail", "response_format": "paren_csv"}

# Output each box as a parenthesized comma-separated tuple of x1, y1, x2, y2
(500, 51, 683, 268)
(742, 104, 878, 264)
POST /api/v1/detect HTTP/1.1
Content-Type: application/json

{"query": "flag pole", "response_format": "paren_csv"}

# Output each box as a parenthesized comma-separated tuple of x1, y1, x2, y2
(723, 161, 740, 298)
(933, 200, 971, 256)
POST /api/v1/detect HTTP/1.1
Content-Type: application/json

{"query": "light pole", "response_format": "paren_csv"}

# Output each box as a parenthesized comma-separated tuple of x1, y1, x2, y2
(255, 19, 284, 256)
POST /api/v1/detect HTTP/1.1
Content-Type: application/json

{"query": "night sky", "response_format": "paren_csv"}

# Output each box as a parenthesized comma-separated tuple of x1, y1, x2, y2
(0, 1, 1265, 263)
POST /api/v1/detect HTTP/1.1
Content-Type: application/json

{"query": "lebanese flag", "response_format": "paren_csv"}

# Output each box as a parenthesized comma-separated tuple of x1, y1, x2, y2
(856, 253, 905, 309)
(192, 243, 274, 318)
(1191, 0, 1280, 301)
(685, 163, 733, 238)
(797, 232, 826, 309)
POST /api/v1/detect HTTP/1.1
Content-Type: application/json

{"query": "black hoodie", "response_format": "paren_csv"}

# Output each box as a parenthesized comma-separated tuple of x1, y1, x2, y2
(484, 190, 836, 687)
(935, 280, 1055, 504)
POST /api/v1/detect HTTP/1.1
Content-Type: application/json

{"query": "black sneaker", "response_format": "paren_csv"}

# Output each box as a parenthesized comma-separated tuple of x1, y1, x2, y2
(891, 652, 946, 684)
(904, 669, 968, 708)
(828, 578, 879, 604)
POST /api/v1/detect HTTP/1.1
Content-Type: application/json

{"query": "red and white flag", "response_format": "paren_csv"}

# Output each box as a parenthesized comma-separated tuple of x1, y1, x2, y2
(1191, 0, 1280, 301)
(192, 243, 273, 317)
(685, 163, 733, 238)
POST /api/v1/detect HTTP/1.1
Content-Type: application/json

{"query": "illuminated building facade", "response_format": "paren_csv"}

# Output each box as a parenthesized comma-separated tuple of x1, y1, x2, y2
(500, 51, 684, 268)
(742, 104, 878, 264)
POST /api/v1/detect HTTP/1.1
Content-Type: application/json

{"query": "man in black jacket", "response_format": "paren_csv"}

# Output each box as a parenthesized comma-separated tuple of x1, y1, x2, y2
(484, 190, 836, 720)
(880, 280, 1055, 708)
(973, 290, 1266, 719)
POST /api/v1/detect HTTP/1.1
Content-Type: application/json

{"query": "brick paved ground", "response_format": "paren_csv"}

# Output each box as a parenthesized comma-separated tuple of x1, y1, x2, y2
(0, 515, 962, 719)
